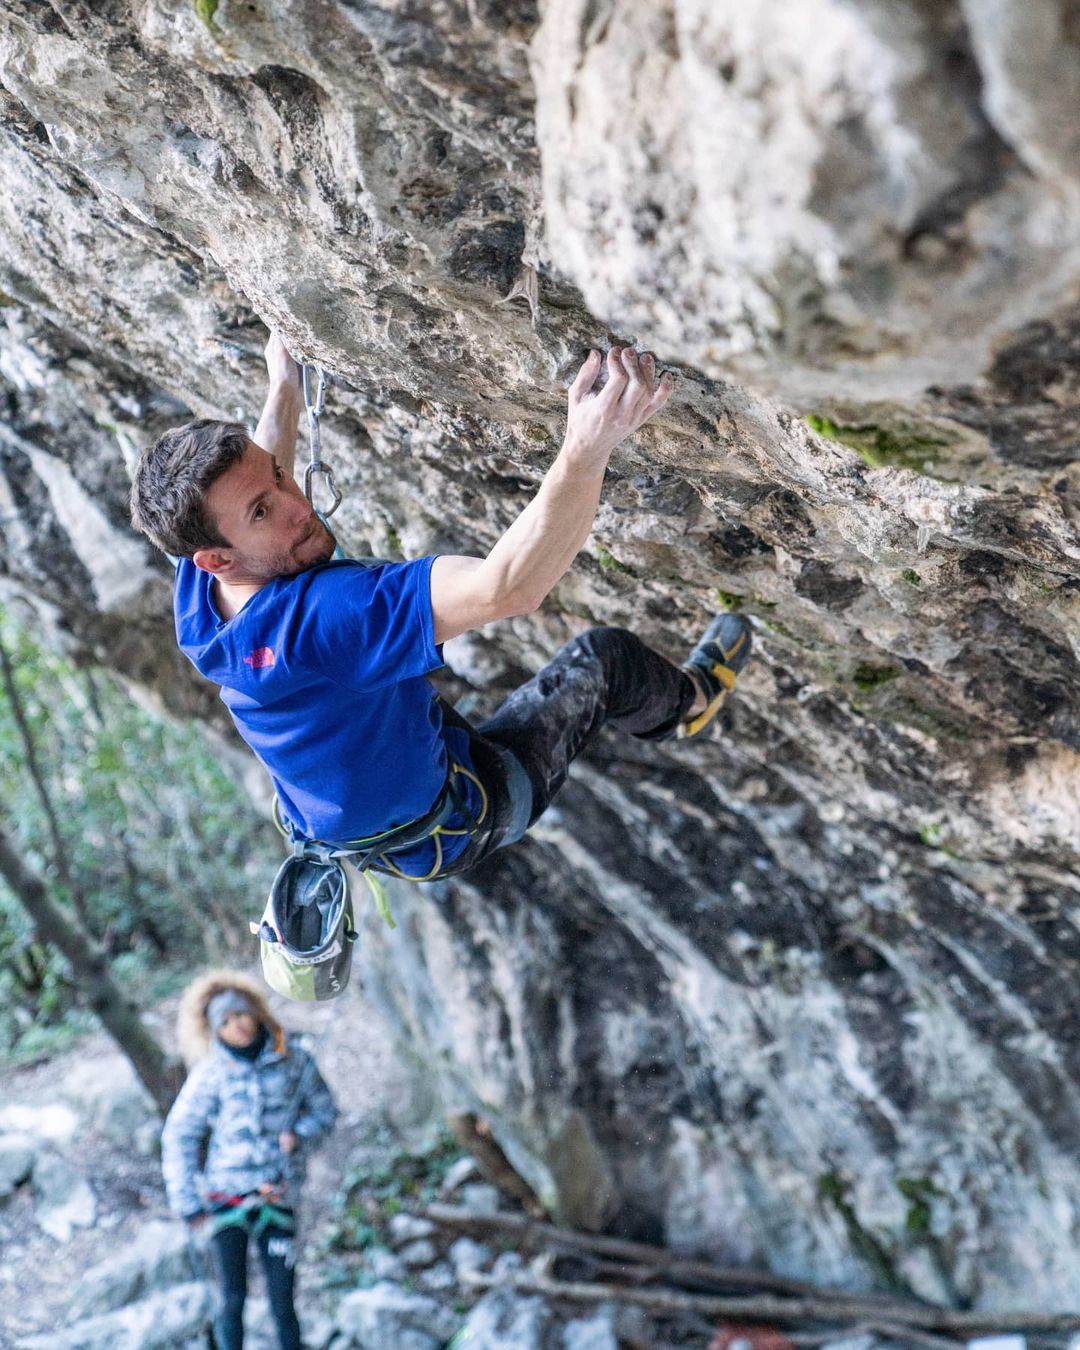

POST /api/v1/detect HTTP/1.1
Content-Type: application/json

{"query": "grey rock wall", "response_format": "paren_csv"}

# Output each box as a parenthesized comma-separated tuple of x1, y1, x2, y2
(0, 0, 1078, 1308)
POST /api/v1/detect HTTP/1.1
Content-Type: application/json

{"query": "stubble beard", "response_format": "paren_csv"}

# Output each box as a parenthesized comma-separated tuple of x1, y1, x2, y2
(255, 516, 338, 579)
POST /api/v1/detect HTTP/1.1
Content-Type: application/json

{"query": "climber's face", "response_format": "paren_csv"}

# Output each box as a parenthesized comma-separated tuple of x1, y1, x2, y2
(217, 1010, 259, 1048)
(194, 440, 336, 583)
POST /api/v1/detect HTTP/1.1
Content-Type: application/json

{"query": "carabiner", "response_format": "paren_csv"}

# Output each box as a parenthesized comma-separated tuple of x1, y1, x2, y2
(302, 363, 326, 418)
(301, 363, 342, 517)
(304, 461, 343, 517)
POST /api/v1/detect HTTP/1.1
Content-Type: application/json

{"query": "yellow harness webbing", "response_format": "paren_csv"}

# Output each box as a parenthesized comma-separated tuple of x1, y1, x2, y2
(270, 763, 490, 927)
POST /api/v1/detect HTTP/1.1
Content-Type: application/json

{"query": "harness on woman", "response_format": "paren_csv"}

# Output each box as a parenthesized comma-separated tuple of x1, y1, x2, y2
(208, 1192, 296, 1240)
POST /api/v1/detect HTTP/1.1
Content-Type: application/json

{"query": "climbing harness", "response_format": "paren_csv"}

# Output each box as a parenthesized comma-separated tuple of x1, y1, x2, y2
(344, 760, 490, 883)
(302, 364, 343, 519)
(257, 743, 491, 1002)
(208, 1192, 297, 1242)
(265, 739, 488, 939)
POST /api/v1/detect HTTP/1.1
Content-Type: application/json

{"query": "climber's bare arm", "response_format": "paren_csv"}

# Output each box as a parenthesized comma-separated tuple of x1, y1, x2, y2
(253, 333, 304, 479)
(431, 347, 673, 645)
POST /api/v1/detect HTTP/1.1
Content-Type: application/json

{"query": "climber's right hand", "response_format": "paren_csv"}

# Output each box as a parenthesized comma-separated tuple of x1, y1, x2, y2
(562, 346, 674, 469)
(264, 332, 303, 394)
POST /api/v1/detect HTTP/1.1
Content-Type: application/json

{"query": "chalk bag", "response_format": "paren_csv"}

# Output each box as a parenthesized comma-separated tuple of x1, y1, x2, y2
(252, 855, 358, 1002)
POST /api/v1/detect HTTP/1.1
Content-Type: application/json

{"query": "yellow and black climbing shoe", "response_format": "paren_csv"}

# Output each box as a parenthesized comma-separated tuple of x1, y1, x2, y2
(678, 613, 753, 738)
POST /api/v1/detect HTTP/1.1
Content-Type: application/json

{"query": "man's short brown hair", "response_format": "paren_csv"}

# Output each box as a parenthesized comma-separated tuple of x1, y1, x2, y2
(130, 420, 249, 558)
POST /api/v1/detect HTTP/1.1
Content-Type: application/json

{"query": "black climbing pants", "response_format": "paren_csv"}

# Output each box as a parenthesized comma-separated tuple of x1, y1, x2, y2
(209, 1215, 301, 1350)
(449, 626, 697, 869)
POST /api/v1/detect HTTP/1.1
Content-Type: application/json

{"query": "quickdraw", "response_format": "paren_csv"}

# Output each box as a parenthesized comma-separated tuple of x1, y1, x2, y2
(302, 364, 343, 518)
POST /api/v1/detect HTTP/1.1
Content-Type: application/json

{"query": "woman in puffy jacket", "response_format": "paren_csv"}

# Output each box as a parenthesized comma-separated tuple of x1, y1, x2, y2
(161, 970, 338, 1350)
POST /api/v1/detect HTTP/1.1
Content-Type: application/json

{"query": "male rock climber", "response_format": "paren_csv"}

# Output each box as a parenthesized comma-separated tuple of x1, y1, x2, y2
(130, 335, 752, 881)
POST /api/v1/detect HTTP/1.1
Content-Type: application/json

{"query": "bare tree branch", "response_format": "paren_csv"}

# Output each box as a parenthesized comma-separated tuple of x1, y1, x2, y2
(0, 631, 94, 931)
(0, 815, 182, 1114)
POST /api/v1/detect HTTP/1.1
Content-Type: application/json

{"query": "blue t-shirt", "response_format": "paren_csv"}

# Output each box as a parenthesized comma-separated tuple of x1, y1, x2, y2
(173, 557, 479, 873)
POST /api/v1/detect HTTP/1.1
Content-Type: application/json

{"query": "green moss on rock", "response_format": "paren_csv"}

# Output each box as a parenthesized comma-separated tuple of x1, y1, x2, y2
(806, 412, 952, 476)
(761, 616, 798, 641)
(817, 1172, 906, 1293)
(897, 1176, 940, 1238)
(194, 0, 219, 32)
(595, 545, 636, 577)
(852, 662, 901, 691)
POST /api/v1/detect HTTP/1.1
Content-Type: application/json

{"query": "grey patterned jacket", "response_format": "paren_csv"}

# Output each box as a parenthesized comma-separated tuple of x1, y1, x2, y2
(161, 1033, 337, 1219)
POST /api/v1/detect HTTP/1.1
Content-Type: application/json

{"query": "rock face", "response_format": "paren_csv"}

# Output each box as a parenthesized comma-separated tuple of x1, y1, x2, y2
(0, 0, 1078, 1309)
(533, 0, 1080, 399)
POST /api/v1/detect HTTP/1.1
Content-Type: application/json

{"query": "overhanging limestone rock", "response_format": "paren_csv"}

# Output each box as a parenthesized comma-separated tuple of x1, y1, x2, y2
(0, 0, 1077, 1307)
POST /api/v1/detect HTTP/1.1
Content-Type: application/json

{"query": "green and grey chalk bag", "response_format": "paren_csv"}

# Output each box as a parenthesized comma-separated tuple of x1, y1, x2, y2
(253, 855, 358, 1001)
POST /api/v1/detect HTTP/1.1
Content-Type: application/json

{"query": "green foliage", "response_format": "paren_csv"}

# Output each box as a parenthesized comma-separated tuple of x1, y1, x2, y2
(806, 413, 951, 475)
(384, 522, 402, 556)
(901, 570, 922, 587)
(8, 1008, 97, 1063)
(0, 607, 278, 1062)
(321, 1125, 467, 1256)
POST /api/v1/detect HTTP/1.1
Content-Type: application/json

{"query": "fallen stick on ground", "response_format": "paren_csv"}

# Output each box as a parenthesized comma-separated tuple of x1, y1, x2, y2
(457, 1266, 1080, 1335)
(446, 1114, 545, 1218)
(425, 1203, 910, 1308)
(863, 1321, 968, 1350)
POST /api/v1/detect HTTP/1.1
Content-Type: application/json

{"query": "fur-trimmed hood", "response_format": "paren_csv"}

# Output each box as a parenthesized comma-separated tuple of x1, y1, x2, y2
(177, 968, 285, 1065)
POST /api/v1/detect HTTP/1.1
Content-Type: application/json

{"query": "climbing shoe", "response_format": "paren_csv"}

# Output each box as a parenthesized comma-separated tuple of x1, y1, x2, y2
(678, 613, 753, 738)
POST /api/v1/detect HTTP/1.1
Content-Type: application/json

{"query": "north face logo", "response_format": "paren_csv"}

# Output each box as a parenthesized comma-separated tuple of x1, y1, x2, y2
(243, 647, 276, 669)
